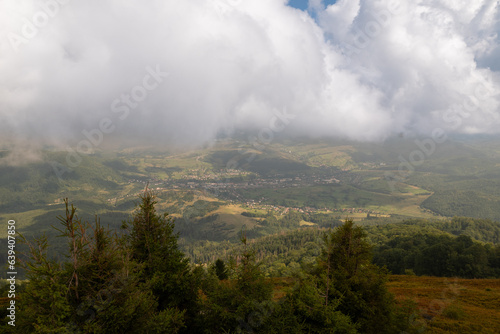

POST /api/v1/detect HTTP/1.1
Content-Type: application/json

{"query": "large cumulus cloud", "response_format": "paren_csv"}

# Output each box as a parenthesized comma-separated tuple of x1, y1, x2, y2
(0, 0, 499, 154)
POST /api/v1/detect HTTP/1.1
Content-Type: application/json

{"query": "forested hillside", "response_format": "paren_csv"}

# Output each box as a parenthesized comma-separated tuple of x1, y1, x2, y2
(182, 217, 500, 279)
(2, 192, 500, 332)
(0, 192, 421, 333)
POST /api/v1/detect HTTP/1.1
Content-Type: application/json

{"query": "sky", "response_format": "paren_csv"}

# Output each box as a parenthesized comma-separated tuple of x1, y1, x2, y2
(288, 0, 311, 11)
(0, 0, 499, 159)
(288, 0, 338, 11)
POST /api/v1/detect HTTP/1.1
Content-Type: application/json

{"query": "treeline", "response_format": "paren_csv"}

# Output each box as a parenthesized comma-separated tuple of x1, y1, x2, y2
(363, 216, 500, 245)
(373, 234, 500, 278)
(0, 192, 419, 333)
(422, 190, 500, 221)
(181, 228, 324, 276)
(181, 217, 500, 279)
(424, 216, 499, 244)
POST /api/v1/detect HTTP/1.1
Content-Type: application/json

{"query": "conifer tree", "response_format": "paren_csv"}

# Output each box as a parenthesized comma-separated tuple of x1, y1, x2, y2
(17, 233, 71, 333)
(17, 199, 162, 333)
(317, 219, 397, 334)
(213, 258, 228, 280)
(198, 231, 274, 333)
(121, 188, 200, 332)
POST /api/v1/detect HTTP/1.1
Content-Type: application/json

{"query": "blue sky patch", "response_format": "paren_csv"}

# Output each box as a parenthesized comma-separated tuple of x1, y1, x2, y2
(287, 0, 337, 11)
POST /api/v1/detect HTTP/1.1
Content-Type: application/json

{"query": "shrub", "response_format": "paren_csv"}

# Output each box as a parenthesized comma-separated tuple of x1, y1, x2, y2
(442, 303, 466, 320)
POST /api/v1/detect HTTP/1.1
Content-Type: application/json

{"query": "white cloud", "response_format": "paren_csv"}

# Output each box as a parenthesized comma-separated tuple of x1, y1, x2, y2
(0, 0, 499, 151)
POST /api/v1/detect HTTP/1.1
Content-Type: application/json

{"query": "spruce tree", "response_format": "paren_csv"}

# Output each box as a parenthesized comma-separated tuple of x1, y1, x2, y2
(121, 188, 200, 332)
(317, 219, 397, 334)
(17, 199, 162, 333)
(213, 258, 228, 280)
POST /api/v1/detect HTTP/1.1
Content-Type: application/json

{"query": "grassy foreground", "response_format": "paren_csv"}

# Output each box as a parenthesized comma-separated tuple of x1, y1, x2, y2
(387, 275, 500, 333)
(267, 275, 500, 333)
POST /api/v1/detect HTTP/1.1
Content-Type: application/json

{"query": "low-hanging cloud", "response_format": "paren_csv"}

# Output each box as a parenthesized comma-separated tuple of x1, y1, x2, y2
(0, 0, 499, 154)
